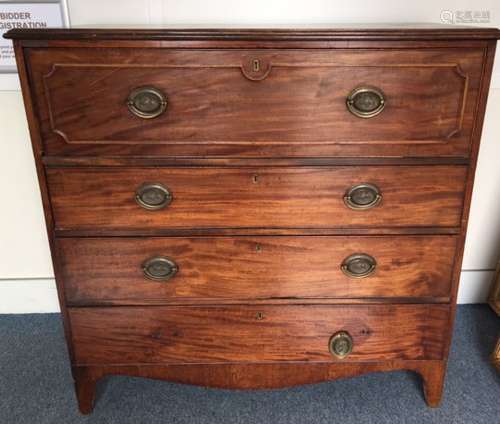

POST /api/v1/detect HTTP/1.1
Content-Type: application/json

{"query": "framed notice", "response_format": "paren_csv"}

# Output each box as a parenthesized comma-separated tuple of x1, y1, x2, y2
(0, 0, 69, 72)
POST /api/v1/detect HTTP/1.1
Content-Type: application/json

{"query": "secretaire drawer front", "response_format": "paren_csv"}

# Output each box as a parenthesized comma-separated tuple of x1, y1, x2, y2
(69, 304, 449, 365)
(47, 166, 466, 231)
(28, 47, 483, 157)
(59, 236, 457, 304)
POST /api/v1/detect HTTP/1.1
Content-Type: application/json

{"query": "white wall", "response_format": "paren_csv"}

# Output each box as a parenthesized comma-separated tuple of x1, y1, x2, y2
(1, 0, 499, 312)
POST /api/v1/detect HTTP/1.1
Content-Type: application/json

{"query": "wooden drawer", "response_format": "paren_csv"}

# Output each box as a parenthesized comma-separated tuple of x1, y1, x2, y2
(69, 304, 449, 365)
(28, 48, 483, 157)
(47, 166, 466, 231)
(59, 236, 457, 304)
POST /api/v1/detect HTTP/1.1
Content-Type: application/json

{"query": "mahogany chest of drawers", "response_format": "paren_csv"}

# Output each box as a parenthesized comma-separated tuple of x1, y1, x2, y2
(6, 26, 500, 414)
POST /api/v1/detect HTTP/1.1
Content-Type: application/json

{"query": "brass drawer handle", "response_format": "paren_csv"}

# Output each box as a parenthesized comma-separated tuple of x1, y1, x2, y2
(341, 253, 377, 279)
(127, 86, 167, 119)
(346, 86, 385, 118)
(135, 183, 172, 210)
(142, 257, 178, 281)
(344, 183, 381, 210)
(329, 331, 353, 359)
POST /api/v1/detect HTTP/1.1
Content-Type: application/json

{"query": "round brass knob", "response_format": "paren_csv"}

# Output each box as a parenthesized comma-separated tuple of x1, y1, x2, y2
(346, 86, 385, 118)
(343, 183, 382, 210)
(142, 257, 178, 282)
(341, 253, 377, 279)
(135, 183, 172, 210)
(127, 86, 167, 119)
(329, 331, 353, 359)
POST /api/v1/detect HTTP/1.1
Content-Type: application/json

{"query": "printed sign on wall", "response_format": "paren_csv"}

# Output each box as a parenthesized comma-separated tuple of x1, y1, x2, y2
(0, 1, 69, 72)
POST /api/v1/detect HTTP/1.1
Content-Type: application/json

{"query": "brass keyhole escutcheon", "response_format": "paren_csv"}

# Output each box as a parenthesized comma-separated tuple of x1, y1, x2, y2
(329, 331, 353, 359)
(241, 57, 271, 81)
(252, 174, 259, 184)
(256, 312, 265, 320)
(253, 59, 260, 72)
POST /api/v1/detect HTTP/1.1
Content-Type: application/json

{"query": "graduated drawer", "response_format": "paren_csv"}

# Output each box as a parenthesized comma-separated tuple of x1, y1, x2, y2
(28, 47, 483, 157)
(59, 236, 457, 304)
(69, 304, 449, 365)
(47, 166, 466, 231)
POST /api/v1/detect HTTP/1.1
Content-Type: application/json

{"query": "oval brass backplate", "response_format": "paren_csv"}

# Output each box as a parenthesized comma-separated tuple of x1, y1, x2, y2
(343, 183, 382, 210)
(341, 253, 377, 279)
(135, 183, 172, 211)
(127, 86, 168, 119)
(346, 86, 386, 118)
(142, 257, 178, 282)
(329, 331, 353, 359)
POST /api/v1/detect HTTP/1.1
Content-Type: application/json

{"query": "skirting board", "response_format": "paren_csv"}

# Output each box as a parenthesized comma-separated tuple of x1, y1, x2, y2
(0, 74, 21, 91)
(0, 279, 59, 314)
(456, 270, 495, 305)
(0, 271, 495, 314)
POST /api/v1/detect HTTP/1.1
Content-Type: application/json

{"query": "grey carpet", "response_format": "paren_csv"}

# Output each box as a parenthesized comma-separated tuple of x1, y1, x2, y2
(0, 305, 498, 423)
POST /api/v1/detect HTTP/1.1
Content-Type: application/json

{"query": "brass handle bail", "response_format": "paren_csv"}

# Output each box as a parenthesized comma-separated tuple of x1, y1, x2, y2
(329, 331, 353, 359)
(127, 86, 167, 119)
(344, 183, 382, 210)
(135, 183, 172, 210)
(341, 253, 377, 279)
(142, 257, 178, 281)
(346, 86, 385, 118)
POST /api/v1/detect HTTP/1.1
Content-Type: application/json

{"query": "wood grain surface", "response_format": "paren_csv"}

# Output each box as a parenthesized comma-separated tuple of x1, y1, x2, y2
(58, 236, 458, 304)
(69, 304, 449, 365)
(72, 359, 447, 413)
(26, 48, 483, 157)
(47, 166, 467, 231)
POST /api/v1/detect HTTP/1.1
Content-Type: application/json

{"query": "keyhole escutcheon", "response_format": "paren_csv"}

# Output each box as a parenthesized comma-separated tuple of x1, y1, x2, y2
(253, 59, 260, 72)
